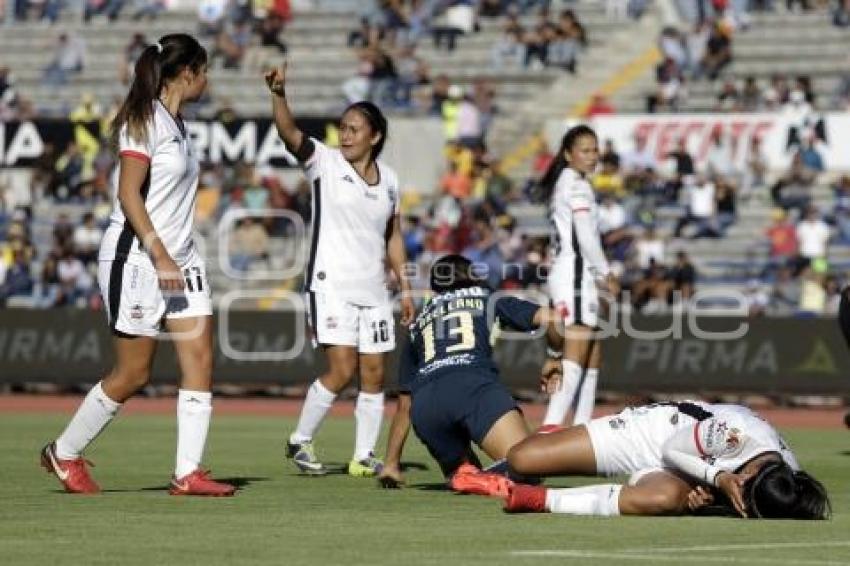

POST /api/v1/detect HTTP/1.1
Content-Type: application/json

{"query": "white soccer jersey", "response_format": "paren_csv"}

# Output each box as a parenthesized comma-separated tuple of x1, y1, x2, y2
(586, 401, 800, 484)
(99, 101, 200, 267)
(549, 168, 609, 281)
(302, 138, 400, 306)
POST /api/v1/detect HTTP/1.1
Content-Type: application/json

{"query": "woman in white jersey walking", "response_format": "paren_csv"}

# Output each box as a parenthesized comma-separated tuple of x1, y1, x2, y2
(539, 125, 617, 430)
(265, 63, 415, 477)
(40, 34, 235, 496)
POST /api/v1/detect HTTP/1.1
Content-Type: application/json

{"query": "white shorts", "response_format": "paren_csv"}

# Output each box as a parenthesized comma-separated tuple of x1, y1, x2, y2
(305, 291, 395, 354)
(548, 264, 599, 327)
(584, 405, 688, 477)
(98, 253, 212, 337)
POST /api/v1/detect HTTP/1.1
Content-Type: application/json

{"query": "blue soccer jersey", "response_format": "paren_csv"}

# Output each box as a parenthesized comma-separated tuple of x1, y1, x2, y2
(398, 286, 540, 392)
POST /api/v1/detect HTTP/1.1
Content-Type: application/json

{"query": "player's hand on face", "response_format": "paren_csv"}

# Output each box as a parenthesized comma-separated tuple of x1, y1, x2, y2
(154, 255, 185, 292)
(264, 61, 287, 96)
(686, 485, 715, 512)
(400, 295, 416, 326)
(378, 465, 405, 489)
(540, 358, 563, 394)
(716, 472, 747, 518)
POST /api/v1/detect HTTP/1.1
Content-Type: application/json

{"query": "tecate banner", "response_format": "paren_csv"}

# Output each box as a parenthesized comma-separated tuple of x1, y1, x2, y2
(545, 112, 850, 172)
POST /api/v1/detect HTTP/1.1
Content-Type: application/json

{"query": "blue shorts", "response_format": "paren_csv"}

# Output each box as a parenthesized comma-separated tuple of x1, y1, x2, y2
(409, 371, 519, 477)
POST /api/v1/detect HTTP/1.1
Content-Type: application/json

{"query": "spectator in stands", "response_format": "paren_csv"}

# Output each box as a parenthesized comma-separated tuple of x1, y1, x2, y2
(598, 196, 632, 261)
(835, 0, 850, 26)
(393, 43, 430, 108)
(462, 216, 504, 290)
(696, 21, 732, 81)
(770, 265, 801, 314)
(549, 10, 586, 73)
(798, 135, 825, 172)
(715, 177, 737, 234)
(659, 26, 688, 70)
(740, 136, 767, 202)
(831, 176, 850, 245)
(349, 17, 377, 48)
(824, 276, 842, 315)
(472, 78, 498, 137)
(198, 0, 228, 36)
(704, 128, 735, 180)
(634, 225, 665, 269)
(584, 93, 615, 118)
(84, 0, 126, 22)
(72, 212, 102, 266)
(740, 75, 763, 111)
(798, 265, 827, 317)
(456, 89, 484, 147)
(120, 33, 149, 85)
(229, 217, 270, 273)
(256, 12, 289, 55)
(215, 20, 253, 69)
(0, 249, 33, 306)
(796, 206, 831, 263)
(715, 78, 741, 111)
(771, 151, 816, 214)
(763, 208, 798, 274)
(440, 161, 473, 201)
(631, 258, 671, 311)
(53, 141, 84, 201)
(668, 250, 697, 302)
(621, 133, 657, 194)
(674, 175, 720, 238)
(831, 58, 850, 109)
(592, 148, 626, 199)
(743, 279, 769, 318)
(36, 254, 62, 308)
(648, 57, 685, 113)
(432, 1, 475, 53)
(491, 16, 525, 68)
(42, 33, 86, 87)
(56, 245, 91, 306)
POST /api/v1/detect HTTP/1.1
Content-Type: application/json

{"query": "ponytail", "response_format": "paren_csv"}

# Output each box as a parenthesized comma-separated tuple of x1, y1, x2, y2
(536, 124, 598, 203)
(109, 34, 207, 151)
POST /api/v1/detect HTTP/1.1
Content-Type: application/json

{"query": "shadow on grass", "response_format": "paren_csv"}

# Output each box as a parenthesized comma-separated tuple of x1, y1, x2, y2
(130, 476, 271, 493)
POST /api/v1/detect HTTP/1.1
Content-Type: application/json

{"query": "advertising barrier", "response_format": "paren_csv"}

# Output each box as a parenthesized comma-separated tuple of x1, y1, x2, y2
(1, 309, 847, 395)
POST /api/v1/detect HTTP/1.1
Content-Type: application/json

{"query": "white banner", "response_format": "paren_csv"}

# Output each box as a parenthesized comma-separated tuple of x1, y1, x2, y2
(545, 112, 850, 172)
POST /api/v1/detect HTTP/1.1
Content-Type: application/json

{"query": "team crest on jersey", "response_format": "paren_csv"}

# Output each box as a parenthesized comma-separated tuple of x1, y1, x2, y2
(362, 189, 378, 200)
(130, 304, 144, 320)
(342, 174, 355, 184)
(608, 417, 626, 430)
(325, 316, 338, 329)
(726, 428, 741, 451)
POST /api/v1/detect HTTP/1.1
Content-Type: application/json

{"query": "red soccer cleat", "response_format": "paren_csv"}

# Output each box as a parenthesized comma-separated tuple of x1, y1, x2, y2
(536, 424, 565, 435)
(40, 442, 101, 494)
(449, 465, 513, 499)
(169, 469, 236, 497)
(504, 483, 548, 513)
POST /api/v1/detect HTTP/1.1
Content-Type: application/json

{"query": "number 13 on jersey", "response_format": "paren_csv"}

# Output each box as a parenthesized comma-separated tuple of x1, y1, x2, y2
(422, 311, 476, 362)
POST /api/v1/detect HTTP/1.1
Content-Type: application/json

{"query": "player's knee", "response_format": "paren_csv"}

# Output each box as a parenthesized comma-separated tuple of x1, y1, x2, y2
(507, 443, 534, 476)
(642, 489, 686, 515)
(114, 365, 152, 390)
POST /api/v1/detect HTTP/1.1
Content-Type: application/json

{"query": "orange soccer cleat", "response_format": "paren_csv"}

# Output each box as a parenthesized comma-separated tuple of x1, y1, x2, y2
(449, 463, 513, 498)
(169, 469, 236, 497)
(40, 442, 101, 494)
(504, 483, 548, 513)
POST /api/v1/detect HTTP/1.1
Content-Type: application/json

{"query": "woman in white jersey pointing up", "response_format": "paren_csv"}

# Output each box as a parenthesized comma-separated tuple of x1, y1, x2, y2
(265, 63, 416, 477)
(539, 125, 617, 430)
(40, 34, 235, 496)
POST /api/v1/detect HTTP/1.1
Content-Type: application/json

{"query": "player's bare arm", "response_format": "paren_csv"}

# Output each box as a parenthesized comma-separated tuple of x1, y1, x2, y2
(386, 215, 415, 325)
(116, 155, 184, 291)
(379, 392, 411, 489)
(265, 61, 304, 152)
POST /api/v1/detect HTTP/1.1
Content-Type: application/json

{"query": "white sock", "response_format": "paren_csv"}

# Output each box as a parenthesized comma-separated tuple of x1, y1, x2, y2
(175, 389, 212, 478)
(290, 379, 337, 444)
(55, 381, 122, 459)
(545, 484, 622, 516)
(573, 367, 598, 425)
(542, 360, 582, 426)
(353, 391, 385, 461)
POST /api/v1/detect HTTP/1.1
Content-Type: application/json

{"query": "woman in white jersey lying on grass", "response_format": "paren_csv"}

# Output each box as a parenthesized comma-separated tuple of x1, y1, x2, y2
(501, 395, 830, 520)
(41, 34, 235, 496)
(538, 125, 618, 431)
(265, 63, 416, 477)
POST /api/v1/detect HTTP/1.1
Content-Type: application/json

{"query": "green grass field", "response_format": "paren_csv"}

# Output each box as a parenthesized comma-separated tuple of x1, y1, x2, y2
(1, 413, 848, 566)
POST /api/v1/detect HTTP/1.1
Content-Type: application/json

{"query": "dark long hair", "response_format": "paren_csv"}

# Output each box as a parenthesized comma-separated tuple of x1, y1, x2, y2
(743, 461, 831, 520)
(537, 124, 597, 202)
(430, 254, 486, 294)
(343, 101, 388, 162)
(109, 33, 207, 150)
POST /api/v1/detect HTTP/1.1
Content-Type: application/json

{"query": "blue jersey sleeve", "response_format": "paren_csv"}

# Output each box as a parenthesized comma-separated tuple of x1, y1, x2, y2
(397, 332, 419, 393)
(493, 296, 539, 332)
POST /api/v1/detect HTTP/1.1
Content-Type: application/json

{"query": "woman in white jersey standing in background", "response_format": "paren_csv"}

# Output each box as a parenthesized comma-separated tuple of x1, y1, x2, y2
(265, 63, 415, 477)
(539, 125, 617, 430)
(40, 34, 235, 497)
